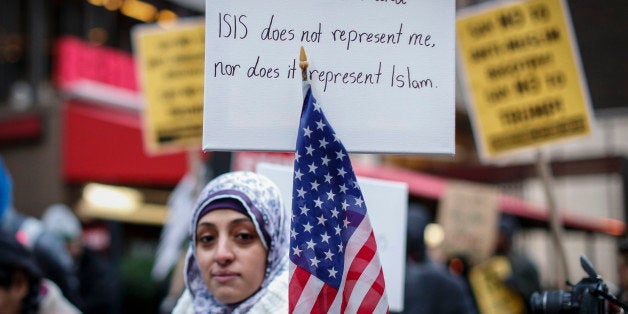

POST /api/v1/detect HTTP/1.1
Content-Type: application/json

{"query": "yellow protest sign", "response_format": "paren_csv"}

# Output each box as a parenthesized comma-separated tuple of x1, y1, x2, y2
(133, 19, 205, 154)
(469, 256, 526, 314)
(457, 0, 594, 159)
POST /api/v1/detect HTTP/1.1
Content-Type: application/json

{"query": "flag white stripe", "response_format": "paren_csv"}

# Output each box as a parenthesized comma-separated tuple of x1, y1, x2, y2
(288, 262, 297, 283)
(343, 217, 372, 269)
(344, 255, 382, 314)
(373, 291, 389, 314)
(328, 283, 343, 313)
(330, 217, 380, 313)
(292, 264, 325, 313)
(344, 218, 383, 314)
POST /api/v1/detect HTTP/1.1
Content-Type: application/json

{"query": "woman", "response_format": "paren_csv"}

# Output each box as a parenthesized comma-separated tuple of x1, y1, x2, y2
(173, 171, 289, 314)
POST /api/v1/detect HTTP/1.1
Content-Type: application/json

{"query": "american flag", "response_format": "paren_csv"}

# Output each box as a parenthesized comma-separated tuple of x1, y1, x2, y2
(289, 84, 389, 313)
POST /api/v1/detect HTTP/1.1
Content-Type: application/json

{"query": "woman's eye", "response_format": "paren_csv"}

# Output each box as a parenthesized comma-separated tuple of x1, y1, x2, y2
(198, 235, 215, 244)
(235, 233, 255, 242)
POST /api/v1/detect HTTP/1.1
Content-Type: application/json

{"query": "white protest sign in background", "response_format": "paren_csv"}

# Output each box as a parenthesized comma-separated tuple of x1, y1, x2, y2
(437, 180, 500, 264)
(204, 0, 455, 154)
(256, 162, 408, 312)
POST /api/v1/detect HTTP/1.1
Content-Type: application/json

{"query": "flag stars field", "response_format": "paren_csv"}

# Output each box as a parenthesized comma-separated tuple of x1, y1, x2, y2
(317, 214, 327, 225)
(355, 197, 364, 207)
(299, 205, 309, 215)
(296, 187, 306, 198)
(339, 184, 348, 194)
(303, 126, 313, 138)
(313, 198, 323, 208)
(326, 190, 336, 200)
(305, 145, 315, 155)
(341, 200, 349, 210)
(321, 232, 331, 243)
(337, 167, 347, 177)
(294, 169, 303, 180)
(313, 100, 322, 112)
(328, 267, 338, 279)
(305, 239, 316, 250)
(307, 162, 318, 174)
(319, 137, 329, 148)
(303, 222, 314, 233)
(321, 155, 331, 166)
(324, 249, 334, 261)
(324, 173, 333, 183)
(292, 245, 302, 257)
(316, 119, 326, 130)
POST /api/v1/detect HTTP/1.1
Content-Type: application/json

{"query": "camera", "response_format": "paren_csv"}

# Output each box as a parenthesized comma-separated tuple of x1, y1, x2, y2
(530, 255, 625, 314)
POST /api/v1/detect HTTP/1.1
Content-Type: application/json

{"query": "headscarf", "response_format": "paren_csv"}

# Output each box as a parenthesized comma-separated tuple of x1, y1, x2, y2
(184, 171, 289, 314)
(42, 203, 82, 242)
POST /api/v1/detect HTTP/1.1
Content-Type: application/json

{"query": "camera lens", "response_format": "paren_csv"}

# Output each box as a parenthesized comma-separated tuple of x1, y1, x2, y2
(530, 291, 572, 313)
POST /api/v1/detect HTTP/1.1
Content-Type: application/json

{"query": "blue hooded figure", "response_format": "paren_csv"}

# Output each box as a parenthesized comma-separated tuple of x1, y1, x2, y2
(0, 156, 12, 223)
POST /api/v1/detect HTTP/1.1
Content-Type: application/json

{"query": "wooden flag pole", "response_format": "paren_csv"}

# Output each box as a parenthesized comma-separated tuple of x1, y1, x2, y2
(300, 46, 308, 81)
(536, 149, 570, 289)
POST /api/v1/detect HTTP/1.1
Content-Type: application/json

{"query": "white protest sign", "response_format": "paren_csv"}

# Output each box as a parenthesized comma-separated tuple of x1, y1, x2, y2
(437, 180, 500, 264)
(256, 162, 408, 312)
(203, 0, 455, 154)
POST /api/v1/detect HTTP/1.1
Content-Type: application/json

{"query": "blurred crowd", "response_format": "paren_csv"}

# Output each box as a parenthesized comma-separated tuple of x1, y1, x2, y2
(391, 205, 542, 314)
(1, 157, 119, 314)
(2, 152, 627, 314)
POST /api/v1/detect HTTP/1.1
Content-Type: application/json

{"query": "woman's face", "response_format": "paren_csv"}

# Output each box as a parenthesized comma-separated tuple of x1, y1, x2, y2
(195, 209, 268, 305)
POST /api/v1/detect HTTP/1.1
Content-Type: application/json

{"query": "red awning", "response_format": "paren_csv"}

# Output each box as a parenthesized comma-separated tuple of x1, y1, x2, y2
(354, 164, 625, 236)
(0, 111, 43, 145)
(62, 101, 191, 186)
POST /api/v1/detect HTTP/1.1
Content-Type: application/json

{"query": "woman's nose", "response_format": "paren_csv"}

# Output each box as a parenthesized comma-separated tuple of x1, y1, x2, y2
(214, 238, 235, 264)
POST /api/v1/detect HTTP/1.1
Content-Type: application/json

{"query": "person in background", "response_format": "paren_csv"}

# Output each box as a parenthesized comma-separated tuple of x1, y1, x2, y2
(396, 204, 477, 314)
(447, 254, 479, 313)
(0, 156, 82, 308)
(0, 230, 81, 314)
(172, 171, 289, 314)
(495, 214, 541, 312)
(616, 238, 628, 304)
(42, 203, 119, 314)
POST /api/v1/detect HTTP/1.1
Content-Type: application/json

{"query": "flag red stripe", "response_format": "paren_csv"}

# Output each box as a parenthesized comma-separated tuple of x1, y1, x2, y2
(311, 282, 339, 313)
(356, 267, 387, 314)
(289, 266, 312, 312)
(341, 230, 378, 313)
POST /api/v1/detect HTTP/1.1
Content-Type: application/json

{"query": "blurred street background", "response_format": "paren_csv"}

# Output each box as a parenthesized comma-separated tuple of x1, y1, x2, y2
(0, 0, 626, 313)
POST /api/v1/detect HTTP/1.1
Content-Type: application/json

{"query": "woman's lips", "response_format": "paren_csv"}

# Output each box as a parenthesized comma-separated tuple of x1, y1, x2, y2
(212, 271, 238, 283)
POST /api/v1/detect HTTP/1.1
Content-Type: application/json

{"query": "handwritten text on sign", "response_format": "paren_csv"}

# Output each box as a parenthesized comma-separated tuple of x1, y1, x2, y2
(203, 0, 455, 154)
(457, 0, 593, 159)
